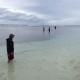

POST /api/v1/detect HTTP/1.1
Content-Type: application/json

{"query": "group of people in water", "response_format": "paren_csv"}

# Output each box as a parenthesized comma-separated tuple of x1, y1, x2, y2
(6, 26, 57, 63)
(43, 26, 57, 33)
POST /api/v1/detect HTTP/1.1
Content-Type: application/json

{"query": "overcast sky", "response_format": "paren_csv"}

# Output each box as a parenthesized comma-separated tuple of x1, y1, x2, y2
(0, 0, 80, 25)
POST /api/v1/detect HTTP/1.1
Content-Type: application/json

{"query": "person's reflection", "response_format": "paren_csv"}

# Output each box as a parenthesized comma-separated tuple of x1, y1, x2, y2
(7, 61, 15, 80)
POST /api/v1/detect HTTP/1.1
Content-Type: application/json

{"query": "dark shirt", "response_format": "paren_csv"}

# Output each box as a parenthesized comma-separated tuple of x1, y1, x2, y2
(6, 38, 14, 54)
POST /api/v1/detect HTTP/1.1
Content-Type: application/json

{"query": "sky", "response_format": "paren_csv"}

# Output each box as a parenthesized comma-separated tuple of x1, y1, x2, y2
(0, 0, 80, 25)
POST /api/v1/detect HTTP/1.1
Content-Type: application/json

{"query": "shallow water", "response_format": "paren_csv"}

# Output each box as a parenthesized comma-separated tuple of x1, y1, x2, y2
(0, 25, 58, 45)
(1, 25, 80, 80)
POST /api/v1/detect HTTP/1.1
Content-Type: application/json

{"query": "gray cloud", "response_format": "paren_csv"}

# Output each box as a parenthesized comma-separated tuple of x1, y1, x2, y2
(0, 0, 80, 25)
(25, 0, 80, 18)
(0, 8, 46, 25)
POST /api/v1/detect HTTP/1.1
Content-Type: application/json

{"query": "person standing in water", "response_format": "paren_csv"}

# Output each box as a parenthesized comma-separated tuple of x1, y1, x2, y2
(55, 26, 56, 29)
(6, 34, 15, 63)
(48, 27, 50, 33)
(43, 27, 45, 32)
(43, 26, 45, 34)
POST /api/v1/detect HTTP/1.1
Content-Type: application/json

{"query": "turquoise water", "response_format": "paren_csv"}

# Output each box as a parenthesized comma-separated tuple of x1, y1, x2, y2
(1, 25, 80, 58)
(1, 25, 80, 80)
(1, 25, 80, 60)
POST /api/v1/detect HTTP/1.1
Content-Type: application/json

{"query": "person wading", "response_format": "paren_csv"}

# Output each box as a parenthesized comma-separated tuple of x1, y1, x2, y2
(6, 34, 15, 63)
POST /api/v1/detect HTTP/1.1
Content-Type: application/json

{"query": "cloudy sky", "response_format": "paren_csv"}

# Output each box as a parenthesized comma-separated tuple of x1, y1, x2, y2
(0, 0, 80, 25)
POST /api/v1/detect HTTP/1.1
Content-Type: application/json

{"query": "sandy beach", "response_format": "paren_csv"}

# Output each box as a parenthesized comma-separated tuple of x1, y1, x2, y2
(0, 34, 80, 80)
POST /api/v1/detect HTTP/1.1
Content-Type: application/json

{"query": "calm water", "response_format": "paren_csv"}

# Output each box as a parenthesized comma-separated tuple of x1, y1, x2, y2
(0, 25, 58, 46)
(1, 25, 80, 80)
(0, 25, 80, 46)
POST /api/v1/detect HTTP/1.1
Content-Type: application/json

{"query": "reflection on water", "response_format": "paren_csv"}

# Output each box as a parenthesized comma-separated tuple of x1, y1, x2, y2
(0, 26, 57, 45)
(7, 61, 15, 80)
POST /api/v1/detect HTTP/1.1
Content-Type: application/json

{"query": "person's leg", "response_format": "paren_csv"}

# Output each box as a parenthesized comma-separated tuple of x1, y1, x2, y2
(8, 57, 10, 63)
(8, 54, 11, 63)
